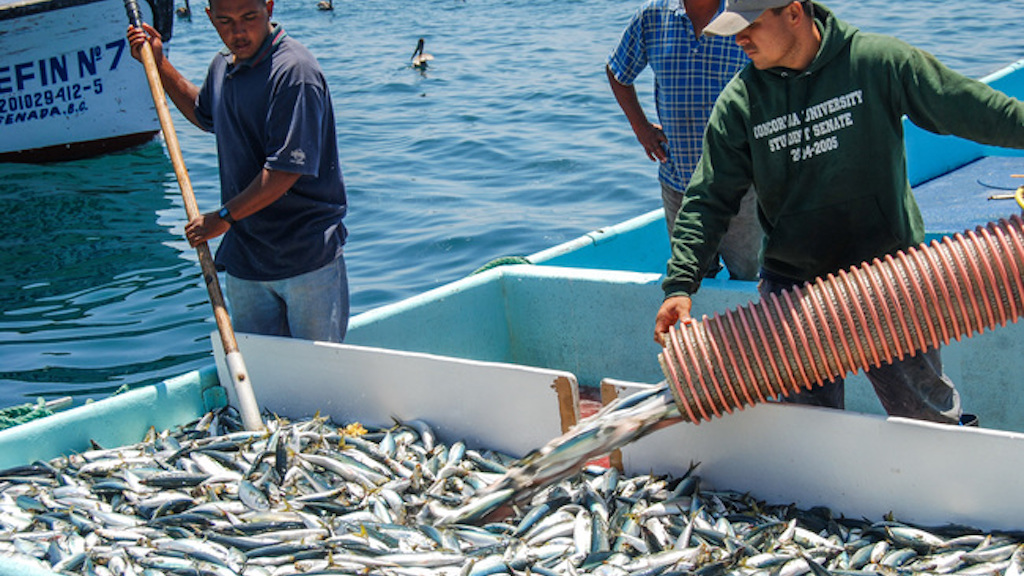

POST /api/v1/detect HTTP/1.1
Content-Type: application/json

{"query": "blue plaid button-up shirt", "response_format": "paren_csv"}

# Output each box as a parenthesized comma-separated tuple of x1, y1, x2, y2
(608, 0, 749, 192)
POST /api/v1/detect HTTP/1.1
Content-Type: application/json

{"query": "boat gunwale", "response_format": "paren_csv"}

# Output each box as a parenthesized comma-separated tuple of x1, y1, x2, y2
(0, 0, 109, 20)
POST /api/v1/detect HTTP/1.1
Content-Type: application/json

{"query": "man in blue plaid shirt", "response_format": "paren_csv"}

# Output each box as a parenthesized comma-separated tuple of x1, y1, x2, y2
(607, 0, 762, 280)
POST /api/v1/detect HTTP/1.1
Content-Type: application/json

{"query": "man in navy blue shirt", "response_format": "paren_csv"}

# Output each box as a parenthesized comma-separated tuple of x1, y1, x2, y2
(608, 0, 762, 280)
(128, 0, 349, 342)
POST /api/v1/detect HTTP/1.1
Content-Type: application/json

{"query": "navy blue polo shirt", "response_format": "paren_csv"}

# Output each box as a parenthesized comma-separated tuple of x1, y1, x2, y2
(195, 25, 347, 281)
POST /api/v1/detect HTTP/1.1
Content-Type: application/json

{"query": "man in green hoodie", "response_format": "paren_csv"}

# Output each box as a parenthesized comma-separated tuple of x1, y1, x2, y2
(654, 0, 1024, 423)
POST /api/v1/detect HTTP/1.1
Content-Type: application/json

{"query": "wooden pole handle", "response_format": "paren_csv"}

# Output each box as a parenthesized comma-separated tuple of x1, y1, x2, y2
(126, 0, 263, 431)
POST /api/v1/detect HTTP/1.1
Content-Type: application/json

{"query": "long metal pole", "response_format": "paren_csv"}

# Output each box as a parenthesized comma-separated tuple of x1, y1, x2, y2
(123, 0, 263, 431)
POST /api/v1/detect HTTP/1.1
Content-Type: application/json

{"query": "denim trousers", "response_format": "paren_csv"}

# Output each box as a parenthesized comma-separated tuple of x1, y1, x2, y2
(758, 275, 962, 424)
(226, 254, 349, 343)
(662, 182, 762, 281)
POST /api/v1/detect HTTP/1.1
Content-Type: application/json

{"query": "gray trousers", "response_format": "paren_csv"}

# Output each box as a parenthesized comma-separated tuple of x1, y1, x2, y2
(758, 276, 963, 424)
(662, 182, 761, 281)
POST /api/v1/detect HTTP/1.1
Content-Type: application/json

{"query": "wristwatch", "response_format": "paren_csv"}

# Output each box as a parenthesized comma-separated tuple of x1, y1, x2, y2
(218, 206, 236, 226)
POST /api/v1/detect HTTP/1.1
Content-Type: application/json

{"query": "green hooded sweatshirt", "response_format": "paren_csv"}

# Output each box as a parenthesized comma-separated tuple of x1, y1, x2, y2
(663, 2, 1024, 298)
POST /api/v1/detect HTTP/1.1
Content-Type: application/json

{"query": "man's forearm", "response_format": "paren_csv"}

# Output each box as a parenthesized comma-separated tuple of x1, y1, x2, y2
(223, 169, 303, 221)
(606, 65, 648, 130)
(157, 60, 202, 127)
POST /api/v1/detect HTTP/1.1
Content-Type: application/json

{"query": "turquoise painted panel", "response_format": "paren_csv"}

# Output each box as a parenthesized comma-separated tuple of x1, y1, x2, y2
(347, 270, 513, 363)
(531, 210, 669, 274)
(976, 61, 1024, 160)
(501, 268, 667, 387)
(0, 367, 221, 470)
(351, 265, 762, 389)
(904, 59, 1024, 185)
(978, 57, 1024, 161)
(981, 57, 1024, 93)
(978, 145, 1024, 158)
(904, 125, 983, 187)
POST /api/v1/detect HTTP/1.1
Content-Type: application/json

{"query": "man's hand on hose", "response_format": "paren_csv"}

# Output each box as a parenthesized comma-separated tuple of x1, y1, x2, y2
(654, 295, 693, 346)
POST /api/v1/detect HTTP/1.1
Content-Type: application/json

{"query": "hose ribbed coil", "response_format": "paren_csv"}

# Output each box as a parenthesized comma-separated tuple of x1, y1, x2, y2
(659, 215, 1024, 424)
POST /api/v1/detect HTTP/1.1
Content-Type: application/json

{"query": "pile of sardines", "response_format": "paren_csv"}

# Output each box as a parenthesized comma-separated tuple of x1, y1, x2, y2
(1, 407, 1022, 576)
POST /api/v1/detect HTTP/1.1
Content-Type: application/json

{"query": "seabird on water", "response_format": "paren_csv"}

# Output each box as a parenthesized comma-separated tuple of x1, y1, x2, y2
(411, 38, 434, 70)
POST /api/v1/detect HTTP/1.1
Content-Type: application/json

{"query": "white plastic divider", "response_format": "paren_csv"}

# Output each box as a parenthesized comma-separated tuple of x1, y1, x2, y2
(213, 332, 580, 458)
(601, 377, 1024, 532)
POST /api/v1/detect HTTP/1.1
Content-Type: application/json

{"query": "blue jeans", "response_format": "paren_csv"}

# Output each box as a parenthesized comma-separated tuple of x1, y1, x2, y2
(758, 275, 962, 424)
(226, 254, 349, 343)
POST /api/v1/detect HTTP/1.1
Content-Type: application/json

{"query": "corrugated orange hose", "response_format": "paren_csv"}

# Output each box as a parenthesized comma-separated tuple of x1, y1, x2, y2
(660, 215, 1024, 424)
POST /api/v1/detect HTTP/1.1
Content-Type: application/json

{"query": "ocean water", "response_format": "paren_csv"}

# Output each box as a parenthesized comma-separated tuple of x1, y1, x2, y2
(1, 0, 1022, 409)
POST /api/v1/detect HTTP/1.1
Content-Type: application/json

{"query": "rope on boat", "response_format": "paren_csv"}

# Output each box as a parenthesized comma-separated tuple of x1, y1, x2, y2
(470, 256, 532, 275)
(0, 397, 71, 431)
(0, 385, 129, 431)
